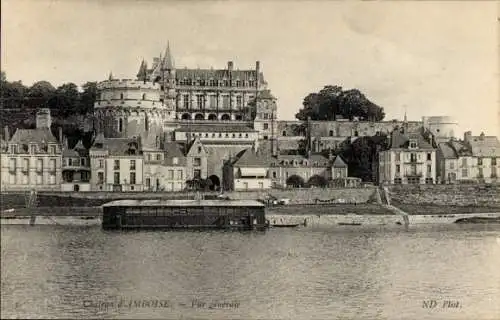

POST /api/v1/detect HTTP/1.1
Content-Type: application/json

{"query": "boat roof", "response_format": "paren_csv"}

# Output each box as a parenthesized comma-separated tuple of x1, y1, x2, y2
(102, 199, 265, 208)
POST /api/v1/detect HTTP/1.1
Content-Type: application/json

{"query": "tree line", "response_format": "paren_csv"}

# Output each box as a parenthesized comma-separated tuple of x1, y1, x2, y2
(295, 85, 385, 122)
(1, 72, 97, 117)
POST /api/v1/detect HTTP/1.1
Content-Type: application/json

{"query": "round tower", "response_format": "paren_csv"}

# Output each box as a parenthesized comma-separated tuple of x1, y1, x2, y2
(93, 79, 174, 138)
(422, 116, 458, 142)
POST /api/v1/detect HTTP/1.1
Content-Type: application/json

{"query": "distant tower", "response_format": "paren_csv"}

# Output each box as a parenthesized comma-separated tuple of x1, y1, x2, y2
(161, 42, 177, 115)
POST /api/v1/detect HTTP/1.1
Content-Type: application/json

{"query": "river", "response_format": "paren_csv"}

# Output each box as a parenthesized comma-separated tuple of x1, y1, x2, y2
(1, 224, 499, 320)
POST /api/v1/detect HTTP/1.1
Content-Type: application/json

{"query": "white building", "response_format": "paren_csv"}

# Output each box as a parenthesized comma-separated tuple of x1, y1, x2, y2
(378, 129, 437, 185)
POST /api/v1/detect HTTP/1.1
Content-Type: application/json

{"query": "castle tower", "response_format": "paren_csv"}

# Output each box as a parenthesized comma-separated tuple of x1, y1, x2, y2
(160, 42, 177, 115)
(93, 78, 169, 138)
(252, 89, 278, 140)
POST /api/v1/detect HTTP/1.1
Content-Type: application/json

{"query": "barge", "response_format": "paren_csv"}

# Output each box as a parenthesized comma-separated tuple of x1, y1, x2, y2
(101, 199, 268, 231)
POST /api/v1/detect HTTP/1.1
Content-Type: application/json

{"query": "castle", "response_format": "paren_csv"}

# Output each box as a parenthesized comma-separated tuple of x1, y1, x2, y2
(88, 43, 459, 190)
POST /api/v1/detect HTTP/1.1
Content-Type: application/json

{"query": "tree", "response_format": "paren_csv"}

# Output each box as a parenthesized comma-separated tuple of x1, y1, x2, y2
(338, 133, 389, 182)
(286, 175, 305, 188)
(307, 175, 328, 187)
(80, 82, 98, 115)
(49, 83, 80, 117)
(27, 81, 56, 108)
(295, 85, 385, 122)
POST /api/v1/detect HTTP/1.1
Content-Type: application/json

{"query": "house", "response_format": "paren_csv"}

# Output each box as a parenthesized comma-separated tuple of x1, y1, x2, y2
(378, 129, 437, 184)
(437, 132, 500, 184)
(0, 108, 63, 191)
(61, 139, 91, 191)
(141, 132, 187, 191)
(223, 143, 271, 191)
(89, 134, 144, 191)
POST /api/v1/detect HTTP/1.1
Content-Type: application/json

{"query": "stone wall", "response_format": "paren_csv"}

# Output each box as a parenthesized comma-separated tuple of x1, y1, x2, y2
(388, 184, 500, 206)
(226, 187, 376, 204)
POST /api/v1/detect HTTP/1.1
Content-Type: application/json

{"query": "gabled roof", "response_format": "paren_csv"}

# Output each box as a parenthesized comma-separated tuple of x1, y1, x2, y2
(9, 128, 58, 144)
(332, 156, 348, 168)
(233, 148, 270, 167)
(186, 137, 207, 156)
(438, 140, 472, 159)
(163, 142, 186, 166)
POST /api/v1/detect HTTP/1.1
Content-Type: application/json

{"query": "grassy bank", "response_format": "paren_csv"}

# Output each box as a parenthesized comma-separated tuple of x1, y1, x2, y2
(393, 203, 500, 215)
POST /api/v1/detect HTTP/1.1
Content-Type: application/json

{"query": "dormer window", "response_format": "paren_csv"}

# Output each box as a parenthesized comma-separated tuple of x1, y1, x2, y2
(198, 146, 202, 153)
(49, 145, 56, 154)
(10, 144, 17, 154)
(30, 144, 37, 154)
(173, 157, 178, 165)
(409, 140, 417, 149)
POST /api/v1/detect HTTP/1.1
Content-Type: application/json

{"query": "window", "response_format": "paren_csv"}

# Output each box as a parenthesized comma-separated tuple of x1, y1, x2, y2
(396, 165, 400, 173)
(68, 158, 73, 166)
(492, 158, 497, 166)
(114, 160, 120, 170)
(172, 157, 178, 165)
(183, 94, 190, 109)
(258, 182, 264, 189)
(142, 93, 146, 100)
(49, 145, 56, 154)
(147, 154, 151, 161)
(130, 172, 136, 184)
(193, 169, 201, 179)
(196, 94, 204, 109)
(427, 153, 432, 161)
(449, 162, 455, 169)
(410, 153, 417, 162)
(168, 170, 174, 180)
(99, 160, 104, 168)
(491, 168, 497, 178)
(49, 173, 56, 185)
(263, 123, 269, 130)
(329, 130, 334, 137)
(177, 170, 183, 180)
(9, 158, 16, 171)
(156, 154, 161, 161)
(249, 81, 255, 87)
(236, 96, 242, 107)
(462, 169, 468, 177)
(130, 160, 136, 170)
(427, 165, 432, 173)
(478, 158, 483, 166)
(118, 118, 123, 132)
(462, 158, 467, 167)
(395, 153, 401, 161)
(49, 159, 56, 170)
(34, 172, 42, 185)
(145, 178, 151, 188)
(81, 158, 85, 166)
(193, 158, 201, 166)
(263, 113, 269, 120)
(425, 178, 433, 184)
(120, 93, 124, 99)
(235, 80, 241, 87)
(272, 171, 277, 178)
(98, 172, 104, 184)
(114, 172, 120, 185)
(10, 144, 17, 154)
(245, 133, 249, 138)
(36, 159, 43, 172)
(478, 167, 483, 178)
(409, 140, 417, 149)
(30, 145, 37, 154)
(282, 131, 287, 137)
(198, 146, 202, 153)
(263, 136, 268, 140)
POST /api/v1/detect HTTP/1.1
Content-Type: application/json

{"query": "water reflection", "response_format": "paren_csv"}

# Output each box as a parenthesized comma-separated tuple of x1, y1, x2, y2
(1, 225, 500, 319)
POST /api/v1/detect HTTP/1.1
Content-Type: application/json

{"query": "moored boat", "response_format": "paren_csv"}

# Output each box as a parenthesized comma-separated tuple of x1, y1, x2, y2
(101, 199, 268, 231)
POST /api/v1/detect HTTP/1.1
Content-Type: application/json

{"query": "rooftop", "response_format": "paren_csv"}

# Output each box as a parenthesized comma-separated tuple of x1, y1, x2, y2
(9, 128, 59, 145)
(102, 199, 265, 207)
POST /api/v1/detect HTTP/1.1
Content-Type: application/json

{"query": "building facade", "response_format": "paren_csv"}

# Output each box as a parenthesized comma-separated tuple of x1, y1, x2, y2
(89, 135, 144, 191)
(378, 129, 437, 185)
(61, 139, 91, 191)
(0, 109, 63, 191)
(437, 132, 500, 184)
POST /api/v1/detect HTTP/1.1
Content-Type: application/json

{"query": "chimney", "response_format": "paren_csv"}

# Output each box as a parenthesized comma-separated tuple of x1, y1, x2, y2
(255, 61, 260, 73)
(4, 126, 10, 141)
(227, 61, 233, 71)
(58, 127, 63, 144)
(464, 131, 472, 143)
(36, 108, 52, 129)
(255, 61, 261, 88)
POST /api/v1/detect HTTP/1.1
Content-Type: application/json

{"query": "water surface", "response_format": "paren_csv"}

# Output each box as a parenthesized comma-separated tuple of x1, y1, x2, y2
(2, 224, 499, 319)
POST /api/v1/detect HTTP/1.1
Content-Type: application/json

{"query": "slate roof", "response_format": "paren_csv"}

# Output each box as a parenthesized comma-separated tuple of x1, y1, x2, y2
(176, 124, 256, 133)
(232, 148, 271, 167)
(332, 156, 348, 168)
(9, 128, 58, 144)
(468, 135, 500, 157)
(174, 69, 265, 83)
(438, 140, 473, 159)
(163, 142, 187, 166)
(90, 138, 141, 156)
(390, 130, 433, 150)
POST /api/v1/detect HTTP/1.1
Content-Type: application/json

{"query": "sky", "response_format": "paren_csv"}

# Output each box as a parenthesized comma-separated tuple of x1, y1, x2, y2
(2, 0, 499, 137)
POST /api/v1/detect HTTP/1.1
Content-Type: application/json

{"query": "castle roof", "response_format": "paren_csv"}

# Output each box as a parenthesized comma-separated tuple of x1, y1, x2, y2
(162, 42, 174, 70)
(332, 155, 348, 168)
(232, 148, 271, 167)
(389, 130, 433, 150)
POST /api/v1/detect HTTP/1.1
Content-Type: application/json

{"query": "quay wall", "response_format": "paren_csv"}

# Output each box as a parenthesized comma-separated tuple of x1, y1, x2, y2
(388, 184, 500, 206)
